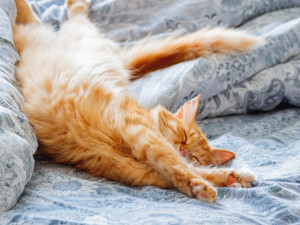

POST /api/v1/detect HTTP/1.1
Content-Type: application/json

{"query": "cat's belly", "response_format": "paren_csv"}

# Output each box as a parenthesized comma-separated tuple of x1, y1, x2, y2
(17, 44, 129, 155)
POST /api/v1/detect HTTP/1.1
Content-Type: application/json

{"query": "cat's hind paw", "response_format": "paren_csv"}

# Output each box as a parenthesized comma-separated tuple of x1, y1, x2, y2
(66, 0, 90, 17)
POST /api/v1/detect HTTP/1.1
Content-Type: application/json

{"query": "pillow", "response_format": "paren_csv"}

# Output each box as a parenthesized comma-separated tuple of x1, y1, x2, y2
(0, 0, 38, 212)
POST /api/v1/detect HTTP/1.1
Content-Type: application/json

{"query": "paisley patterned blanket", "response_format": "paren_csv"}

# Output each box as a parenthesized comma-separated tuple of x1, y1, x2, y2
(1, 0, 300, 224)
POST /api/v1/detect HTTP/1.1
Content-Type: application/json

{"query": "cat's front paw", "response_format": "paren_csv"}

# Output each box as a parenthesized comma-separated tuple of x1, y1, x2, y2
(227, 169, 256, 188)
(190, 179, 217, 203)
(174, 170, 217, 203)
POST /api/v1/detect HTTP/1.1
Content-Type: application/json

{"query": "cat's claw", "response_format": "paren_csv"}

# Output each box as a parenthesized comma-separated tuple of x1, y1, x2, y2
(227, 169, 256, 188)
(251, 180, 259, 187)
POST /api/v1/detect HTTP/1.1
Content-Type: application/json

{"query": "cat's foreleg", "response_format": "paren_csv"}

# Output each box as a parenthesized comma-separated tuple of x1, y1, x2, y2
(120, 107, 218, 202)
(71, 146, 173, 188)
(193, 167, 256, 188)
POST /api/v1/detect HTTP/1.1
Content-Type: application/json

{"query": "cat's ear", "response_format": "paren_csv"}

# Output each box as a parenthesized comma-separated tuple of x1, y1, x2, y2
(175, 95, 200, 123)
(211, 149, 235, 166)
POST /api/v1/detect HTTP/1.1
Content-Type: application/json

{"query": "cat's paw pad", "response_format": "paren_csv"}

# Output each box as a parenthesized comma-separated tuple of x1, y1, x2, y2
(227, 169, 256, 188)
(175, 171, 217, 202)
(191, 179, 217, 203)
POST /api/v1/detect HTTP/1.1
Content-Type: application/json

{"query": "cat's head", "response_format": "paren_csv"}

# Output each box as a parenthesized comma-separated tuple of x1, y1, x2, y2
(151, 95, 235, 166)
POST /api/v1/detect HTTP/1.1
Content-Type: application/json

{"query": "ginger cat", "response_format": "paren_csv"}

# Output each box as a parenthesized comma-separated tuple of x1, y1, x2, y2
(13, 0, 262, 202)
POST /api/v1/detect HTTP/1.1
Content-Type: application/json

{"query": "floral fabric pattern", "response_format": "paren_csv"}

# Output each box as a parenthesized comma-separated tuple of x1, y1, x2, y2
(0, 0, 38, 212)
(1, 0, 300, 224)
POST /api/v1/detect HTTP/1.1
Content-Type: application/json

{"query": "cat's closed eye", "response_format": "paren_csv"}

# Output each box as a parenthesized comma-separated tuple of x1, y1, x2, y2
(183, 131, 187, 143)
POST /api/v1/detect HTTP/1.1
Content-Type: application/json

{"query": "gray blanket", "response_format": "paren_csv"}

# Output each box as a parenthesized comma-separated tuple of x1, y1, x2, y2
(30, 0, 300, 117)
(0, 0, 37, 212)
(0, 0, 300, 224)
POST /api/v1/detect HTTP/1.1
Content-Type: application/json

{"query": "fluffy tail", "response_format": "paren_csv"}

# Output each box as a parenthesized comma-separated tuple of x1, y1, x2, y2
(123, 28, 263, 80)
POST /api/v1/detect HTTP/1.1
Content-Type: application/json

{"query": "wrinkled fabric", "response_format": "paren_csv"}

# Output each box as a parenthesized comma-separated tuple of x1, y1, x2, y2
(1, 0, 299, 224)
(2, 107, 300, 225)
(30, 0, 300, 117)
(0, 0, 38, 212)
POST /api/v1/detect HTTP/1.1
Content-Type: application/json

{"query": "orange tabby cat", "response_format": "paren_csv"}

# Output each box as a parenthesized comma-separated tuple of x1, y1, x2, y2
(13, 0, 262, 202)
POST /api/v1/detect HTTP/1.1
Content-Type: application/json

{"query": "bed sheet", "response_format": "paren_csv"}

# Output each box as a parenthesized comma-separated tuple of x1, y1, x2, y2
(1, 0, 300, 224)
(2, 107, 300, 225)
(0, 0, 38, 212)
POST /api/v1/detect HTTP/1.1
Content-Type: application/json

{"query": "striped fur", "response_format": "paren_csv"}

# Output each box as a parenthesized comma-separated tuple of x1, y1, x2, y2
(13, 0, 260, 202)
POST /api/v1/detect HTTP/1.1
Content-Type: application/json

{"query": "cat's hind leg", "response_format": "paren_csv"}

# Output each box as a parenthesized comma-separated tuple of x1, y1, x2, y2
(66, 0, 90, 18)
(13, 0, 44, 54)
(14, 0, 40, 24)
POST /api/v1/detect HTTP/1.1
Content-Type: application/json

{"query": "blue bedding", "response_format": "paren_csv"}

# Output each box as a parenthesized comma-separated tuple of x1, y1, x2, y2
(1, 0, 300, 224)
(0, 0, 37, 212)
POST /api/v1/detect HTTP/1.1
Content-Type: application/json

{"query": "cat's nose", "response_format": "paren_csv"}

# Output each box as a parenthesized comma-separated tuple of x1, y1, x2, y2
(251, 181, 259, 187)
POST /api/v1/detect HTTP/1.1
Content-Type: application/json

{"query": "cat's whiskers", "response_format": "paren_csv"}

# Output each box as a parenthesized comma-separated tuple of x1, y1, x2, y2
(198, 110, 219, 127)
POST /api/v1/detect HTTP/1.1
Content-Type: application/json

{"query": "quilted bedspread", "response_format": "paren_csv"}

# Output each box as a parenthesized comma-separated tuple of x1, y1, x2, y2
(1, 0, 300, 224)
